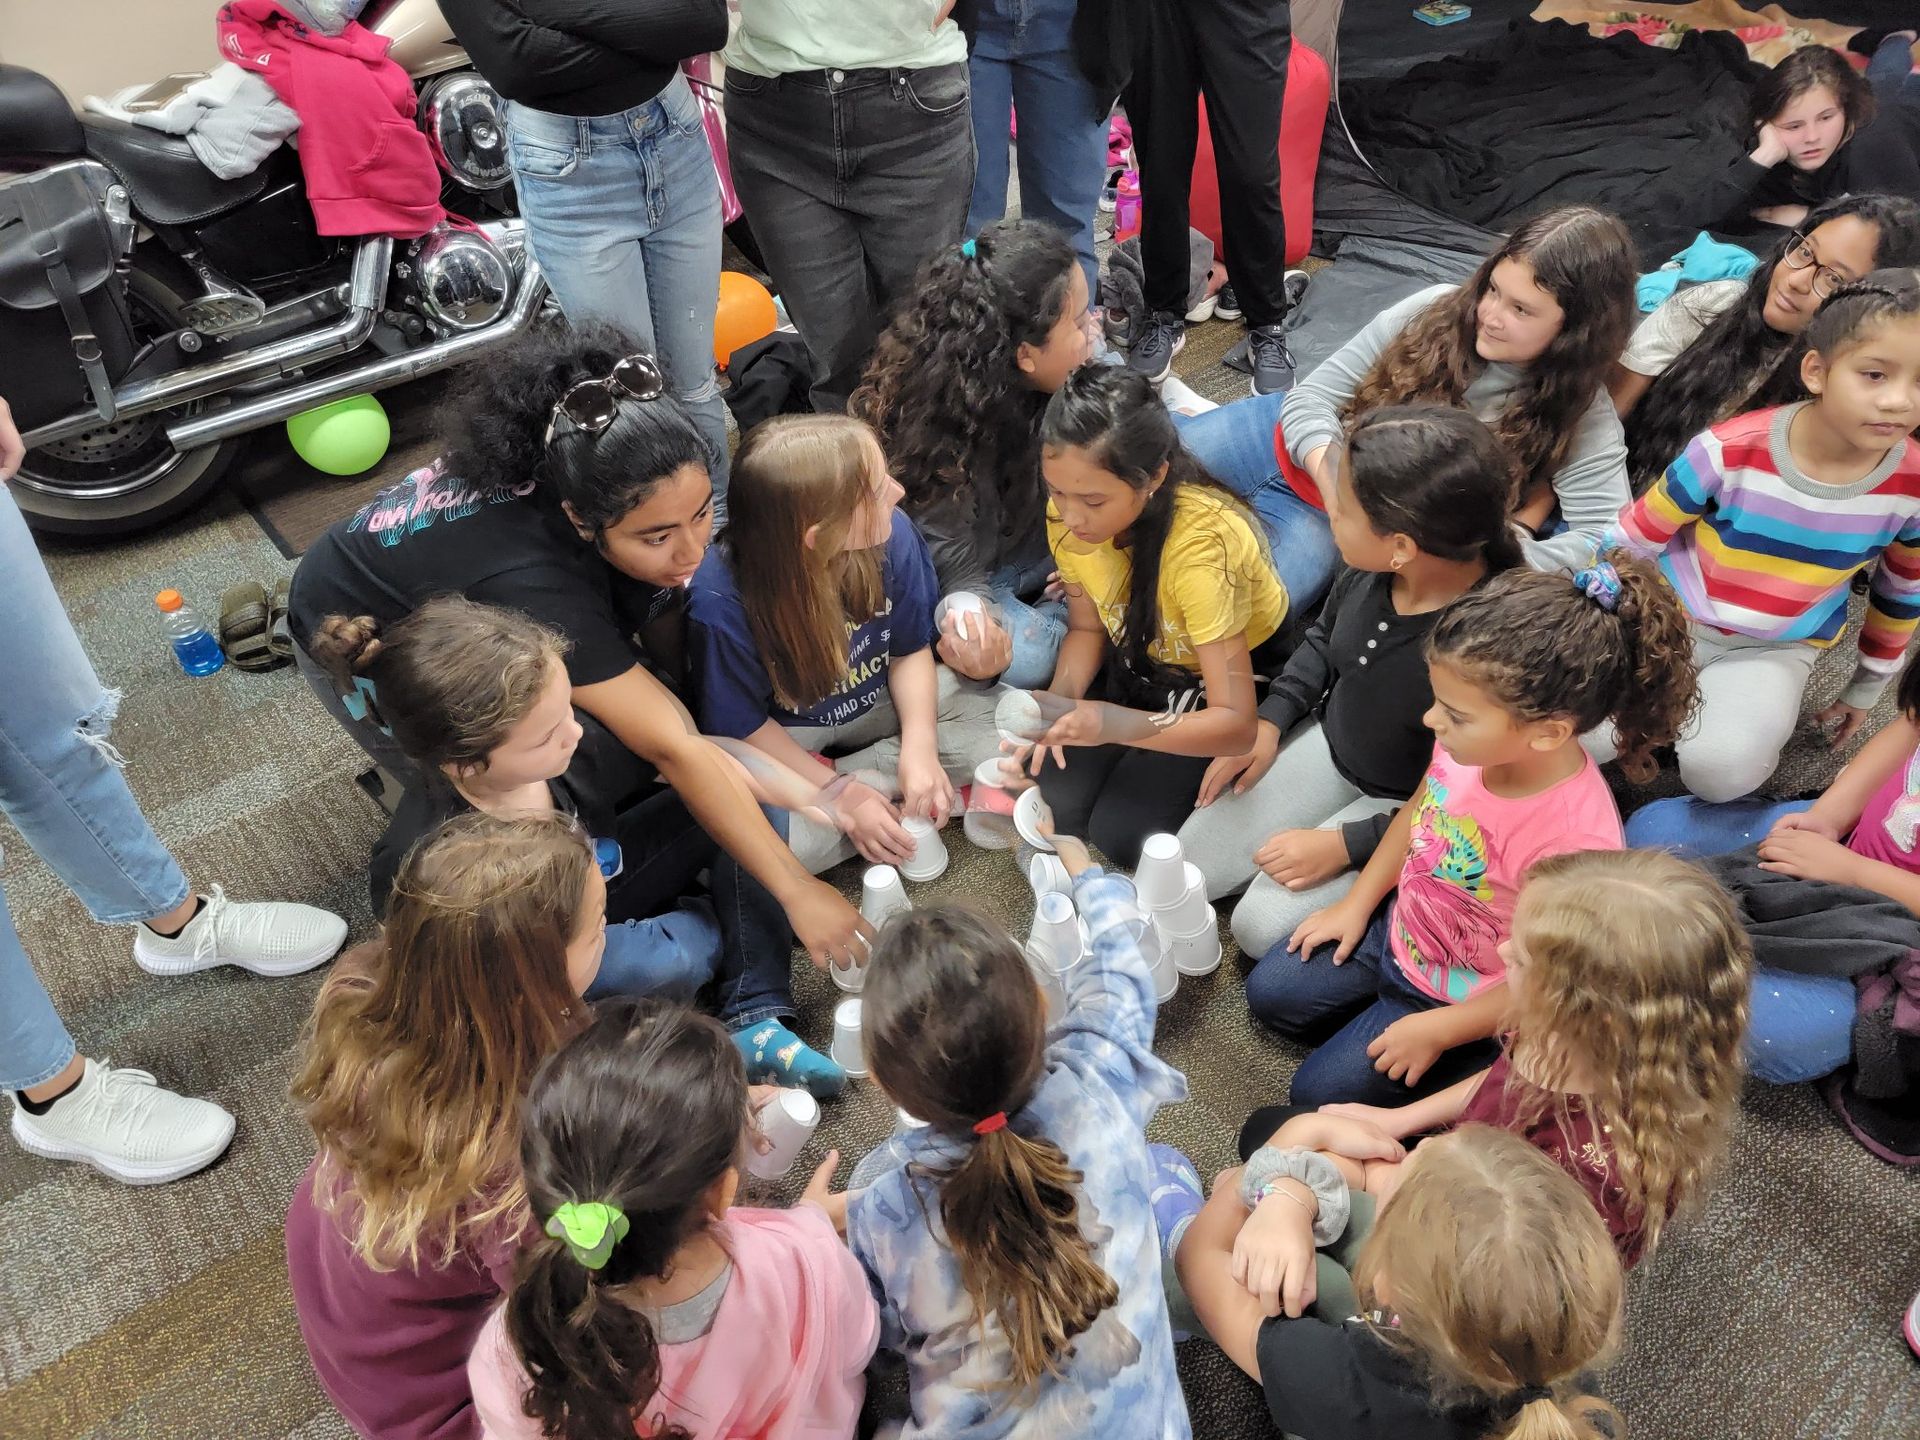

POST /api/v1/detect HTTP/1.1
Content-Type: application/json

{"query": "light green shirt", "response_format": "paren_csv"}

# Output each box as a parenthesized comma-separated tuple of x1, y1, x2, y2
(725, 0, 968, 77)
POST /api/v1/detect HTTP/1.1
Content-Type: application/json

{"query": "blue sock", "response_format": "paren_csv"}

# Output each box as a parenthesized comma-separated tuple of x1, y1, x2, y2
(1148, 1143, 1205, 1266)
(733, 1019, 847, 1099)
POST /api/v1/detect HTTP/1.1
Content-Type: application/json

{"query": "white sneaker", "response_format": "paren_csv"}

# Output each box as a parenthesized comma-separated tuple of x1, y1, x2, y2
(11, 1060, 235, 1184)
(133, 884, 348, 978)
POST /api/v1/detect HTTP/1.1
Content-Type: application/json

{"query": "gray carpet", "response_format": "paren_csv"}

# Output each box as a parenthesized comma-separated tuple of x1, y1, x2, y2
(2, 309, 1918, 1440)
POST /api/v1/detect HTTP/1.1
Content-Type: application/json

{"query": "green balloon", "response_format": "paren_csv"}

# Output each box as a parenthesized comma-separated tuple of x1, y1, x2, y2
(286, 395, 391, 476)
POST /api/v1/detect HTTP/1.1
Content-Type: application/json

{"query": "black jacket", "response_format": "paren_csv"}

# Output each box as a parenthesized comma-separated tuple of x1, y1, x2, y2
(439, 0, 729, 116)
(952, 0, 1138, 112)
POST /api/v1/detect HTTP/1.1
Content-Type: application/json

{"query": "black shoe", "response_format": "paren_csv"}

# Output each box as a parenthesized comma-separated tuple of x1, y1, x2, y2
(1283, 268, 1311, 312)
(1127, 313, 1186, 384)
(1212, 282, 1243, 323)
(1249, 324, 1296, 396)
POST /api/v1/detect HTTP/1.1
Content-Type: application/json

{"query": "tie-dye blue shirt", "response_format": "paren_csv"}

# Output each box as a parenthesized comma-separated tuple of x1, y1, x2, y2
(846, 869, 1192, 1439)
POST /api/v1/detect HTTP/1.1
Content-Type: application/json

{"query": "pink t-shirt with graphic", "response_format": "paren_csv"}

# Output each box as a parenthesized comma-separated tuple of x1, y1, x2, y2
(1391, 746, 1624, 1003)
(1847, 740, 1920, 872)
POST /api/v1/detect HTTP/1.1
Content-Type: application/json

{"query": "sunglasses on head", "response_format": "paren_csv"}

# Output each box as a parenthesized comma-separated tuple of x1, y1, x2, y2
(544, 355, 667, 446)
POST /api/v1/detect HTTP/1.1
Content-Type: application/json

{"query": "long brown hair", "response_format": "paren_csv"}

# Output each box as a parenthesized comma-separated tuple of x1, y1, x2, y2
(1353, 1125, 1625, 1440)
(863, 907, 1119, 1394)
(506, 1000, 747, 1440)
(291, 811, 594, 1268)
(1426, 550, 1698, 783)
(308, 596, 568, 774)
(1507, 849, 1751, 1258)
(724, 414, 888, 710)
(1347, 207, 1637, 489)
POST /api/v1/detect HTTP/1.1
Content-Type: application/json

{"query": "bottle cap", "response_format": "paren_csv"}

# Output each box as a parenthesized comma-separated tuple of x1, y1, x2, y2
(155, 589, 184, 612)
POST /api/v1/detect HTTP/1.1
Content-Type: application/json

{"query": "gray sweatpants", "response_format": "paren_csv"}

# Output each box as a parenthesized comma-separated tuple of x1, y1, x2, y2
(1583, 623, 1817, 804)
(1177, 719, 1400, 960)
(783, 666, 1003, 873)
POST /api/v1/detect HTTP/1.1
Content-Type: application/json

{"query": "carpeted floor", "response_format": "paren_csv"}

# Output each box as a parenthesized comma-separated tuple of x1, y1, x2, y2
(2, 304, 1918, 1440)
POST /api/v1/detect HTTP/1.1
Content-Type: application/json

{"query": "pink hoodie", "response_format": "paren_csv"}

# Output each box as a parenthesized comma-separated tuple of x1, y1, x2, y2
(217, 0, 444, 237)
(469, 1207, 878, 1440)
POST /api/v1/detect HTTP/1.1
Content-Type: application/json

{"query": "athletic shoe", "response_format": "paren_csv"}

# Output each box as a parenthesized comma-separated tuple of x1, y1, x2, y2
(133, 885, 349, 979)
(1284, 268, 1312, 311)
(1249, 324, 1298, 396)
(11, 1060, 235, 1185)
(1127, 313, 1186, 384)
(1212, 282, 1243, 323)
(1905, 1288, 1920, 1358)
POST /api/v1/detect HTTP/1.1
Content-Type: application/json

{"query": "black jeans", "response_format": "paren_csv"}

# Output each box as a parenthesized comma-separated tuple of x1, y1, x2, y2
(725, 62, 976, 410)
(605, 788, 797, 1029)
(1127, 0, 1293, 327)
(1033, 670, 1212, 870)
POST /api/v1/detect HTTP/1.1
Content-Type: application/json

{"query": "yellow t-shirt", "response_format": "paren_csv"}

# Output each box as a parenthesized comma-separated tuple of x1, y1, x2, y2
(1047, 486, 1287, 672)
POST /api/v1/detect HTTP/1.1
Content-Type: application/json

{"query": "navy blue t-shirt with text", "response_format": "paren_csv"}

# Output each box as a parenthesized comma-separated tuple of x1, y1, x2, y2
(687, 509, 939, 737)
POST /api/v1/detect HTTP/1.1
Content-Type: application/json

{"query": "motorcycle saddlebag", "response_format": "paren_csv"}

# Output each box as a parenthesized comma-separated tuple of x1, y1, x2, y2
(0, 163, 137, 431)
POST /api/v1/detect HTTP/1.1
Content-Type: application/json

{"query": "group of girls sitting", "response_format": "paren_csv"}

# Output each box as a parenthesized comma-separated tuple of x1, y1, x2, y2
(276, 194, 1920, 1439)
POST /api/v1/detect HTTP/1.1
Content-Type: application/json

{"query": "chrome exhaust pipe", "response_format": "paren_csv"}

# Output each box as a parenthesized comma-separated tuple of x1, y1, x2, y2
(22, 237, 393, 449)
(165, 259, 547, 451)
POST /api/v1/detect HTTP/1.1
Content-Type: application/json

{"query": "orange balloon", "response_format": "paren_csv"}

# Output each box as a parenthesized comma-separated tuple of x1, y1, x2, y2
(714, 271, 779, 371)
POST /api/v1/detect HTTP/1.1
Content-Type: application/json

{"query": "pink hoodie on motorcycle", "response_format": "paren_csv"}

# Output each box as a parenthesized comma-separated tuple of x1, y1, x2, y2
(217, 0, 445, 238)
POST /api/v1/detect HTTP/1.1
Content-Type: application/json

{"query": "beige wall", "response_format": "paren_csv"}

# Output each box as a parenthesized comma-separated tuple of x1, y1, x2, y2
(0, 0, 227, 103)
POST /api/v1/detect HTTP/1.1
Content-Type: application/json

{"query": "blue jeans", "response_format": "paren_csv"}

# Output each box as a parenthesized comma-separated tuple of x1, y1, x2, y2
(988, 552, 1068, 690)
(504, 74, 730, 499)
(965, 0, 1109, 300)
(1246, 901, 1501, 1108)
(1868, 34, 1920, 106)
(0, 488, 192, 1092)
(1175, 393, 1340, 611)
(589, 786, 794, 1028)
(1626, 796, 1855, 1083)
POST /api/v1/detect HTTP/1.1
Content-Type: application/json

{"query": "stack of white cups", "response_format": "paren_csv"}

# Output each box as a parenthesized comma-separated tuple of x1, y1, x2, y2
(899, 815, 949, 882)
(1025, 889, 1084, 1022)
(838, 865, 911, 993)
(1135, 834, 1223, 978)
(831, 997, 868, 1078)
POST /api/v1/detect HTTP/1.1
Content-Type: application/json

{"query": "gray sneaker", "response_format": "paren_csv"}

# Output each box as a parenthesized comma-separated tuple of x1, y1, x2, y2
(1211, 282, 1243, 322)
(1283, 268, 1312, 311)
(1249, 324, 1297, 396)
(1127, 313, 1186, 384)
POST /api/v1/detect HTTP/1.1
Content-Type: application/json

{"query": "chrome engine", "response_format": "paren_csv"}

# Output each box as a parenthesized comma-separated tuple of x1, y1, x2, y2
(402, 222, 516, 332)
(416, 72, 511, 192)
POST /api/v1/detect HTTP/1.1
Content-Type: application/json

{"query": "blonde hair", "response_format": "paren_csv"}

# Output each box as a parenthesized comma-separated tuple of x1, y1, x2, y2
(725, 414, 888, 710)
(1506, 848, 1752, 1256)
(1354, 1124, 1625, 1440)
(290, 812, 594, 1268)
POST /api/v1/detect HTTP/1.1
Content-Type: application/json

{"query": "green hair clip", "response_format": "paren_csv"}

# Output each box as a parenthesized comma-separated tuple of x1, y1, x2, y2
(546, 1200, 629, 1271)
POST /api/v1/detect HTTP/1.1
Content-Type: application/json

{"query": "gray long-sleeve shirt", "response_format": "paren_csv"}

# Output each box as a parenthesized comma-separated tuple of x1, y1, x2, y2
(1279, 283, 1629, 574)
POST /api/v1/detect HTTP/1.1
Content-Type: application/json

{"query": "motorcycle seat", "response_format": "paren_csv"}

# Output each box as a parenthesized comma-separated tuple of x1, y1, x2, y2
(81, 114, 269, 228)
(0, 64, 85, 161)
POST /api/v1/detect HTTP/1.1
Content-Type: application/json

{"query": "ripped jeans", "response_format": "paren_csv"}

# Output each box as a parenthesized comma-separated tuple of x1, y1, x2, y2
(0, 487, 191, 1092)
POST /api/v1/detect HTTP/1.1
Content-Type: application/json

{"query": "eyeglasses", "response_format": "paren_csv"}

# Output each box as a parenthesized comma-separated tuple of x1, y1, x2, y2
(1782, 234, 1849, 300)
(544, 355, 667, 446)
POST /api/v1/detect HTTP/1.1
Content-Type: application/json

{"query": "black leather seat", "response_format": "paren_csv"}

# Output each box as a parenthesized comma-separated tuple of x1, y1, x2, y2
(0, 64, 84, 161)
(81, 114, 269, 228)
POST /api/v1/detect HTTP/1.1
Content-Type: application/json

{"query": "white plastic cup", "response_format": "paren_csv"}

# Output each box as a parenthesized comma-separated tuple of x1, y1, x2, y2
(1133, 833, 1189, 910)
(829, 948, 868, 993)
(1155, 862, 1215, 936)
(747, 1088, 820, 1180)
(995, 688, 1048, 745)
(1027, 890, 1082, 969)
(936, 591, 989, 644)
(1140, 921, 1178, 1004)
(1026, 849, 1073, 900)
(1161, 915, 1224, 977)
(1027, 938, 1068, 1022)
(964, 757, 1019, 850)
(831, 997, 868, 1078)
(899, 815, 949, 882)
(861, 864, 912, 927)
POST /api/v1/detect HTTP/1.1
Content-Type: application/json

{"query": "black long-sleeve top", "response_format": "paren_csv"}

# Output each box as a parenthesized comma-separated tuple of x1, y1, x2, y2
(1256, 566, 1445, 866)
(439, 0, 729, 115)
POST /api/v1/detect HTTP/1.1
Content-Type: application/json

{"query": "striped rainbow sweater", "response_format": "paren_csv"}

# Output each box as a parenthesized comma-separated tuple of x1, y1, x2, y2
(1611, 403, 1920, 708)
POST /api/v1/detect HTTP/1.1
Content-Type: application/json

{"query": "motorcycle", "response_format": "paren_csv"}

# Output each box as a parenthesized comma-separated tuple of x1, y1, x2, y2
(0, 0, 546, 535)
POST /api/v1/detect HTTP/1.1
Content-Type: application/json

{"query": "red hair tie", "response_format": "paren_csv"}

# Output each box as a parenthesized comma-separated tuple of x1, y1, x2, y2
(972, 1112, 1008, 1136)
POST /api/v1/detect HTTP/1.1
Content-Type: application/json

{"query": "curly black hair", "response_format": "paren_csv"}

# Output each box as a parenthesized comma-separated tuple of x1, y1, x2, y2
(849, 218, 1080, 518)
(440, 320, 712, 539)
(1625, 194, 1920, 487)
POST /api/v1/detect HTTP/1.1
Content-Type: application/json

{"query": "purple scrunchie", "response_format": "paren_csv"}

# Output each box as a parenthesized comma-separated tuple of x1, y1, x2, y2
(1572, 561, 1621, 613)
